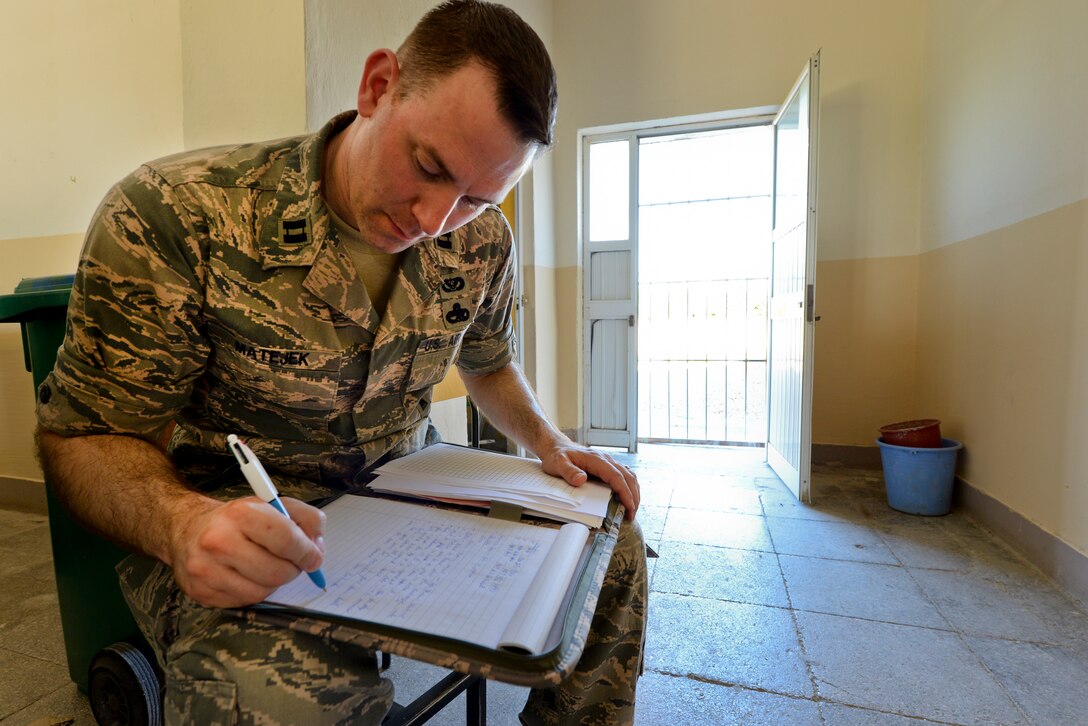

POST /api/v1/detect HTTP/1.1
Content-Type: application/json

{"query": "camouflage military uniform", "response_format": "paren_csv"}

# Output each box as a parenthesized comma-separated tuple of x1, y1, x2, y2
(37, 112, 646, 724)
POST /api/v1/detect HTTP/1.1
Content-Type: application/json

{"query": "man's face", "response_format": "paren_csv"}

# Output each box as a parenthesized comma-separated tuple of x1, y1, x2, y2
(333, 60, 537, 253)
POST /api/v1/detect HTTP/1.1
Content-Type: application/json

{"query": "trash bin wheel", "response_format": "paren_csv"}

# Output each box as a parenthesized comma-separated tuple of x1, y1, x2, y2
(88, 642, 162, 726)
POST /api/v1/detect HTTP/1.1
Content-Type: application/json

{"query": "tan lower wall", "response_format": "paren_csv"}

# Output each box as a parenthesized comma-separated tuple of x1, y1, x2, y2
(917, 198, 1088, 556)
(554, 266, 580, 432)
(812, 255, 920, 445)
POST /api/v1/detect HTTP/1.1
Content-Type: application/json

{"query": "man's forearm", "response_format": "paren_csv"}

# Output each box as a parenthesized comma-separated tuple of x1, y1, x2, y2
(458, 362, 568, 459)
(458, 362, 641, 517)
(35, 428, 213, 565)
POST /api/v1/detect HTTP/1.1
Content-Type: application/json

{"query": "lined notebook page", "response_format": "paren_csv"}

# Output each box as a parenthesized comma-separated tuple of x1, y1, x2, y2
(266, 496, 566, 650)
(374, 443, 586, 504)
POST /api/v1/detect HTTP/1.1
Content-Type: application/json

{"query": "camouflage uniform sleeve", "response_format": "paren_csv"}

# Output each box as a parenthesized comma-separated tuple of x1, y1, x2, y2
(455, 209, 517, 376)
(36, 165, 210, 440)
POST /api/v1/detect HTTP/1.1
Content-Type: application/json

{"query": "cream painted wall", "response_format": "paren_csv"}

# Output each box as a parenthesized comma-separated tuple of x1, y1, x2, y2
(0, 1, 184, 482)
(918, 0, 1088, 554)
(550, 0, 925, 430)
(1, 2, 184, 242)
(1, 1, 306, 484)
(920, 0, 1088, 252)
(180, 0, 306, 149)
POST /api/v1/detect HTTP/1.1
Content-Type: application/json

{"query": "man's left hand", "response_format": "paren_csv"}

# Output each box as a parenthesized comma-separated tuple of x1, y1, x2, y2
(539, 444, 640, 520)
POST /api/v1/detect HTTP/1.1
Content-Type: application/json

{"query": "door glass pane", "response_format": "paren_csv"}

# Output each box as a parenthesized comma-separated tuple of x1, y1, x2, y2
(589, 140, 629, 241)
(773, 79, 808, 234)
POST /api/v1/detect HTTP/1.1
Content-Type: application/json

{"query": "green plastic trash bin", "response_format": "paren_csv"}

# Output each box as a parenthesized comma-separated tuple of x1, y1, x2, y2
(0, 275, 149, 695)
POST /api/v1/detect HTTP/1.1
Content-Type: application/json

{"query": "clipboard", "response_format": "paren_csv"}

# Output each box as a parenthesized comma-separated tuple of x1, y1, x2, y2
(229, 493, 624, 688)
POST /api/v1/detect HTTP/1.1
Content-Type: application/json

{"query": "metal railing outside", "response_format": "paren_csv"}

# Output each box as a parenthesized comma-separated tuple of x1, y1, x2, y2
(637, 277, 768, 446)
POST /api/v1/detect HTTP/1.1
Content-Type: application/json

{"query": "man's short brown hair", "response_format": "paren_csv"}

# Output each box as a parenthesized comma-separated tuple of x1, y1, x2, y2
(397, 0, 558, 148)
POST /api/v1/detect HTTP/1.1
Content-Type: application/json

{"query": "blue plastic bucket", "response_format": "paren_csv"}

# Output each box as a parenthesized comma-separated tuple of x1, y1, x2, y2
(875, 437, 963, 515)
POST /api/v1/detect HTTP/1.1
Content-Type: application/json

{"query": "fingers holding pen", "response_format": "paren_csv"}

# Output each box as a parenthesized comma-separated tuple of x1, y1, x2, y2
(172, 497, 325, 608)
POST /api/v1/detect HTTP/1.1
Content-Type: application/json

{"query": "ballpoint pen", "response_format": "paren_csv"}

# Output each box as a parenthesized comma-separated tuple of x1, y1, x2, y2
(227, 434, 327, 591)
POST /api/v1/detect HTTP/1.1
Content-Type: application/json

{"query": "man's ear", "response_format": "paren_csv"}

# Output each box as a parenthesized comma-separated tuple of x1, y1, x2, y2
(357, 49, 400, 117)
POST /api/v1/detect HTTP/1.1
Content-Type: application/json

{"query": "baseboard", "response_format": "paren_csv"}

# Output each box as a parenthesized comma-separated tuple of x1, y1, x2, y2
(812, 443, 882, 470)
(953, 477, 1088, 610)
(0, 475, 46, 514)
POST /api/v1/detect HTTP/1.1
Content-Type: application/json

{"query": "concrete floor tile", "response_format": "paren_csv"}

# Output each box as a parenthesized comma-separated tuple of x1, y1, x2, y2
(767, 517, 899, 564)
(0, 556, 55, 617)
(911, 568, 1087, 645)
(873, 518, 982, 572)
(634, 672, 821, 725)
(0, 525, 54, 582)
(661, 509, 772, 551)
(774, 472, 938, 528)
(780, 555, 950, 629)
(636, 505, 666, 540)
(797, 611, 1026, 725)
(631, 467, 675, 505)
(760, 487, 872, 524)
(653, 542, 789, 607)
(819, 701, 949, 725)
(0, 681, 94, 726)
(670, 481, 764, 515)
(946, 520, 1052, 584)
(0, 648, 71, 722)
(0, 509, 49, 541)
(0, 591, 68, 667)
(646, 592, 812, 697)
(966, 635, 1088, 726)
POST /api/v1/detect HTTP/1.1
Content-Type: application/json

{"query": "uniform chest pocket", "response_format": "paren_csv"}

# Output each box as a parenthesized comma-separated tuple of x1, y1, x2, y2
(205, 323, 344, 430)
(406, 337, 461, 392)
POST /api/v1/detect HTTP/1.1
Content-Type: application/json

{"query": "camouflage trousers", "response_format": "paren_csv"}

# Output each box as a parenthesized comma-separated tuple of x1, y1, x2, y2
(118, 517, 647, 725)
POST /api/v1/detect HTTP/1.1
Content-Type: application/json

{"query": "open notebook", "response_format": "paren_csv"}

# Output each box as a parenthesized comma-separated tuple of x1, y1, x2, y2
(366, 443, 612, 528)
(265, 495, 589, 655)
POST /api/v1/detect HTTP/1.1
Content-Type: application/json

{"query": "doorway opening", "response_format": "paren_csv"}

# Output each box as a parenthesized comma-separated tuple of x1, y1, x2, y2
(637, 125, 773, 447)
(582, 54, 820, 499)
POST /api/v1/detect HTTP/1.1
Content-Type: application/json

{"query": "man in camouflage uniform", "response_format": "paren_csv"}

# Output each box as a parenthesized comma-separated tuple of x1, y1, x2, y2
(36, 1, 646, 724)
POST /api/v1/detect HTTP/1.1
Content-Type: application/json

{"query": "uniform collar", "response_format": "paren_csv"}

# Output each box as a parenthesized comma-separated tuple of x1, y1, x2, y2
(257, 111, 356, 268)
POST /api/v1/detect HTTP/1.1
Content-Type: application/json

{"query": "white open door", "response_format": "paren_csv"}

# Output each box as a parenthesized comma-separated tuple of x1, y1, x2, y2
(582, 135, 638, 451)
(767, 51, 820, 501)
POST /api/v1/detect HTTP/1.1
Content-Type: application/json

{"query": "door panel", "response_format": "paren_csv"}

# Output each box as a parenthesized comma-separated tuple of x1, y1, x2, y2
(583, 135, 638, 450)
(767, 51, 820, 501)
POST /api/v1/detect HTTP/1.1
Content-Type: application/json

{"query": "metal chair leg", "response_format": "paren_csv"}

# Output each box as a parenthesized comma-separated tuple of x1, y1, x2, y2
(466, 676, 486, 726)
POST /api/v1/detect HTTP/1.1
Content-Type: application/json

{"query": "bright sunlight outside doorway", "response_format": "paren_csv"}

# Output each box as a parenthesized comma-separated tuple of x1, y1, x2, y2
(637, 125, 773, 446)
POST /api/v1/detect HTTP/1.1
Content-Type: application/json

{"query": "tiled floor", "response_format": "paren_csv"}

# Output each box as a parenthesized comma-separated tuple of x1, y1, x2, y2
(3, 444, 1088, 725)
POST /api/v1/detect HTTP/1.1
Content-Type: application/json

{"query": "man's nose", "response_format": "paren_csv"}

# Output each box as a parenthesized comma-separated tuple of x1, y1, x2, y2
(412, 190, 458, 238)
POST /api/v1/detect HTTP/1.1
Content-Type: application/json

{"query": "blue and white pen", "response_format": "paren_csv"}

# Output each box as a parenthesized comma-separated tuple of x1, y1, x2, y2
(227, 434, 327, 591)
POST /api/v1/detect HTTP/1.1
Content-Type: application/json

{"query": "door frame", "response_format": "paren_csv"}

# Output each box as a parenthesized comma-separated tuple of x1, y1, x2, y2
(578, 106, 779, 450)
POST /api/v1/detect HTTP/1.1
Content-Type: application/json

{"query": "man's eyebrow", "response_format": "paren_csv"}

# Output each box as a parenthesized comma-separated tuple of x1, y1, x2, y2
(420, 144, 501, 206)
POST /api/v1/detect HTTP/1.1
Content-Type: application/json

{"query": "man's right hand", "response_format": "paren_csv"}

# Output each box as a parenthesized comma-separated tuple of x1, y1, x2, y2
(168, 496, 326, 609)
(36, 430, 327, 610)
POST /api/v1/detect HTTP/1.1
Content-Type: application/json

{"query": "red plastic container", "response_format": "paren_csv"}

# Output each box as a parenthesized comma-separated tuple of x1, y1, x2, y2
(878, 419, 942, 448)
